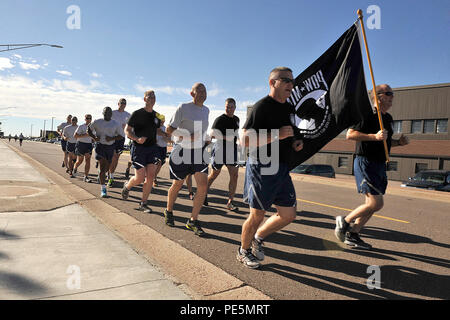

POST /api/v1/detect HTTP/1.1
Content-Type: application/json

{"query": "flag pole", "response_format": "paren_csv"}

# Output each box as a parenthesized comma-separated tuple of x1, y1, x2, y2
(357, 9, 389, 162)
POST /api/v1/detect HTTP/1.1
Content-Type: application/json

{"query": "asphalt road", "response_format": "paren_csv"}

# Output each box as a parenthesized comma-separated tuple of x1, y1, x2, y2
(8, 140, 450, 300)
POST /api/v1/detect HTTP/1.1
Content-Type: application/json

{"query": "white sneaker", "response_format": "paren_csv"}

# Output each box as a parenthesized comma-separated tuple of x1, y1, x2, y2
(251, 239, 265, 261)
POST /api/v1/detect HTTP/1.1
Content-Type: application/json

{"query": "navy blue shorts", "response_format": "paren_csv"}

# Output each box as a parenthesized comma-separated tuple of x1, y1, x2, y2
(113, 137, 126, 154)
(61, 140, 67, 152)
(243, 159, 297, 211)
(354, 156, 387, 195)
(169, 145, 208, 180)
(95, 143, 115, 163)
(76, 142, 93, 156)
(131, 144, 160, 170)
(66, 142, 76, 153)
(210, 144, 238, 171)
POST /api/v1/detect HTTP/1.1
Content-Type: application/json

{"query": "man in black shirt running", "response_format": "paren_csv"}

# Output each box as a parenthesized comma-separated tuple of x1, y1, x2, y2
(206, 98, 240, 211)
(335, 84, 409, 250)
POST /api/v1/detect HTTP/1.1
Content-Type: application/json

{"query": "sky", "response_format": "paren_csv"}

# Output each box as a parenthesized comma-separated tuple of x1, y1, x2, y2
(0, 0, 449, 137)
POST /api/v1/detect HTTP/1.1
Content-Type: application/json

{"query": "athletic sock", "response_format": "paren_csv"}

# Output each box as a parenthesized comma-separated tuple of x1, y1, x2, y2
(255, 234, 264, 242)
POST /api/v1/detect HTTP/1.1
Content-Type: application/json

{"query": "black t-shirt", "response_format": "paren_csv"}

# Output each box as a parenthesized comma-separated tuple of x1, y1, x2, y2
(243, 95, 303, 164)
(212, 114, 240, 151)
(352, 112, 393, 162)
(127, 108, 161, 147)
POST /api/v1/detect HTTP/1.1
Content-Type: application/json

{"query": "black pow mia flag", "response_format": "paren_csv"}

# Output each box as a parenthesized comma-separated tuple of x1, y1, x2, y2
(286, 23, 374, 170)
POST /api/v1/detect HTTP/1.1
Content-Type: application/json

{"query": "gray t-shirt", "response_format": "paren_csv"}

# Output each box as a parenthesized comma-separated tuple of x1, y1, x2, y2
(62, 125, 78, 144)
(112, 109, 131, 137)
(90, 119, 122, 146)
(168, 102, 209, 149)
(74, 123, 94, 144)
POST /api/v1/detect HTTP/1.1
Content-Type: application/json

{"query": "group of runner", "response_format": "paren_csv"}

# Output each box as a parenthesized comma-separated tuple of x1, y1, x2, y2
(54, 66, 409, 269)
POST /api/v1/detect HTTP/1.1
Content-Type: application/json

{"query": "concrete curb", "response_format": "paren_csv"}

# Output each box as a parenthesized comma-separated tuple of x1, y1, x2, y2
(5, 142, 271, 300)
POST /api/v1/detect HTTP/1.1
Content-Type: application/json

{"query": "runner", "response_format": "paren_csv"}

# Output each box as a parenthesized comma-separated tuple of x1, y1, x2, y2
(334, 84, 409, 250)
(164, 83, 210, 236)
(74, 114, 94, 183)
(62, 116, 79, 178)
(238, 67, 303, 268)
(88, 107, 123, 198)
(121, 90, 166, 213)
(153, 113, 170, 187)
(108, 98, 131, 187)
(206, 98, 240, 211)
(19, 133, 24, 147)
(57, 115, 72, 169)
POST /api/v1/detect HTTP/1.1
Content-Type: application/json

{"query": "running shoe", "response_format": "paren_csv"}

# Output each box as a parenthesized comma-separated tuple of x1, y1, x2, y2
(121, 183, 129, 200)
(344, 232, 372, 250)
(335, 216, 350, 243)
(236, 248, 260, 269)
(251, 238, 265, 261)
(186, 219, 205, 236)
(163, 209, 175, 227)
(137, 202, 152, 213)
(84, 176, 91, 183)
(100, 188, 107, 198)
(107, 178, 114, 187)
(226, 201, 238, 212)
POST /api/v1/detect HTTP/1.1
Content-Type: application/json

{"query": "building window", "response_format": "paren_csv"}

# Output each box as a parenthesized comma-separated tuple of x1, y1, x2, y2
(393, 121, 402, 134)
(387, 161, 398, 171)
(423, 120, 434, 134)
(411, 120, 422, 133)
(415, 163, 428, 173)
(437, 119, 448, 133)
(338, 157, 349, 168)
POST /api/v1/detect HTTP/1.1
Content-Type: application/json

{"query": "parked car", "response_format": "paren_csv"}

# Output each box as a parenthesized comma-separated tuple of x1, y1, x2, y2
(401, 170, 450, 192)
(291, 164, 336, 178)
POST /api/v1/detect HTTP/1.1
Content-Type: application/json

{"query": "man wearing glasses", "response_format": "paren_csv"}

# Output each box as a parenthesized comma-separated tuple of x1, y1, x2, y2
(74, 114, 94, 183)
(107, 98, 131, 187)
(238, 67, 303, 269)
(335, 84, 409, 250)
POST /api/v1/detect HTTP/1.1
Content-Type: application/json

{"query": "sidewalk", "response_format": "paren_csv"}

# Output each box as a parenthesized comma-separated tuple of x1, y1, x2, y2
(0, 141, 190, 300)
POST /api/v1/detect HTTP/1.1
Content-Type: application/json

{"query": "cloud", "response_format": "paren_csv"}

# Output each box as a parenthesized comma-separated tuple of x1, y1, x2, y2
(90, 72, 102, 78)
(0, 74, 176, 122)
(242, 86, 265, 94)
(135, 84, 190, 96)
(19, 62, 41, 70)
(56, 70, 72, 76)
(0, 57, 14, 70)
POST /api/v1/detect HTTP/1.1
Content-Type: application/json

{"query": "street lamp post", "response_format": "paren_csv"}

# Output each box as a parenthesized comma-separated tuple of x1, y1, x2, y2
(0, 43, 63, 53)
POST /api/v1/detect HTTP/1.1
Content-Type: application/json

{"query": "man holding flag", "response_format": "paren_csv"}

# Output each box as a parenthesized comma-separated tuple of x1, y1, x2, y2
(335, 84, 409, 250)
